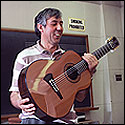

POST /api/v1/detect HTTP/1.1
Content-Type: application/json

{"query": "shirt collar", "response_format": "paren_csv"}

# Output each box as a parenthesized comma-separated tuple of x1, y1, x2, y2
(35, 40, 65, 59)
(35, 40, 46, 54)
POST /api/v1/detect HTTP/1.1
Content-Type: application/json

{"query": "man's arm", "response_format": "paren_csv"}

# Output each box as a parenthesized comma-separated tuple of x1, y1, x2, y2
(10, 91, 22, 109)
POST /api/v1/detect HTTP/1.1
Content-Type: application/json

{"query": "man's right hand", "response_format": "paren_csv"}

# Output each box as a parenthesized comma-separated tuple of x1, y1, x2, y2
(18, 97, 36, 115)
(10, 91, 36, 115)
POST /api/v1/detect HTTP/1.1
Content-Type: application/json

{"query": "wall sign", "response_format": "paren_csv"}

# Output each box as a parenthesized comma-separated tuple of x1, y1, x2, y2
(68, 18, 85, 32)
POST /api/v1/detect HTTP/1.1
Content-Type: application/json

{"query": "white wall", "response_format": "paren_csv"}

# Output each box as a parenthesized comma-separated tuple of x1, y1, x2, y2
(1, 1, 124, 124)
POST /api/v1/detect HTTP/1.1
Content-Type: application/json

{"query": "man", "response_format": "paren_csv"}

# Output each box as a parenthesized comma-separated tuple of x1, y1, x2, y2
(9, 8, 98, 124)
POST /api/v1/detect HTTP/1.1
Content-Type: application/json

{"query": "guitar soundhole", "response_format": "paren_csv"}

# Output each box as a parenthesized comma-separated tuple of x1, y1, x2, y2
(64, 63, 80, 83)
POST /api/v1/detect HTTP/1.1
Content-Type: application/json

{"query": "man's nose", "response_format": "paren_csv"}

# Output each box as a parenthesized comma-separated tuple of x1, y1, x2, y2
(56, 24, 63, 30)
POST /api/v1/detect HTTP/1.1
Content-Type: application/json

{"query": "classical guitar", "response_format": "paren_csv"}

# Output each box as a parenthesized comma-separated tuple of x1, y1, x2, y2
(18, 36, 119, 119)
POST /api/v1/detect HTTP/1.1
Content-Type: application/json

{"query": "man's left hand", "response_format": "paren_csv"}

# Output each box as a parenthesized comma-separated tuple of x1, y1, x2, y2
(82, 53, 99, 75)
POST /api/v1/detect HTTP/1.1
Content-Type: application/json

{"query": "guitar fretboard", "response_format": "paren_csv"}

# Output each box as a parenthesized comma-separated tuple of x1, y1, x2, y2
(69, 36, 119, 75)
(73, 43, 112, 74)
(91, 42, 112, 60)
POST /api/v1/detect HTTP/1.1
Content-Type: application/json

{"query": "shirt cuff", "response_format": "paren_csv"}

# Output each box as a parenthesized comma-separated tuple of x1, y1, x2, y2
(9, 86, 19, 92)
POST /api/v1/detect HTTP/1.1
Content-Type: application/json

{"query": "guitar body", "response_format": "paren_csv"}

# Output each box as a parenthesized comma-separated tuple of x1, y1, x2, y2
(18, 36, 120, 118)
(18, 50, 91, 118)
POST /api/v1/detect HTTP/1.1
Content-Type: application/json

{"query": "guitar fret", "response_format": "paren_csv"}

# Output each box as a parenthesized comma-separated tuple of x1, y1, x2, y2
(79, 61, 85, 70)
(80, 60, 88, 72)
(103, 45, 109, 53)
(75, 60, 88, 74)
(92, 51, 100, 60)
(95, 51, 100, 60)
(98, 48, 104, 57)
(102, 46, 108, 54)
(106, 43, 111, 51)
(77, 63, 83, 74)
(100, 47, 106, 55)
(95, 50, 102, 59)
(92, 43, 112, 60)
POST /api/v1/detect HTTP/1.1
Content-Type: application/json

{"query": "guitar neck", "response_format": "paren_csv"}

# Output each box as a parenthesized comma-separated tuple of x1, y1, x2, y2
(92, 36, 120, 60)
(74, 43, 112, 74)
(91, 42, 112, 60)
(73, 36, 119, 74)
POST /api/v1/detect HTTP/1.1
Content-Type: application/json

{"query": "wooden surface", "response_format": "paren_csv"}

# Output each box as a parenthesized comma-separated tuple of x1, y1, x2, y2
(1, 113, 19, 123)
(74, 106, 99, 112)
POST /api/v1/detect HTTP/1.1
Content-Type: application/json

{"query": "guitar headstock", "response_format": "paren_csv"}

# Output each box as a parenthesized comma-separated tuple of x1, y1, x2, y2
(106, 36, 120, 50)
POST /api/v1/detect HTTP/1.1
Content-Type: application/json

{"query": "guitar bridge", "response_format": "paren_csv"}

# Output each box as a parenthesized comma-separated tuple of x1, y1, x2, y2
(43, 73, 63, 100)
(49, 79, 59, 92)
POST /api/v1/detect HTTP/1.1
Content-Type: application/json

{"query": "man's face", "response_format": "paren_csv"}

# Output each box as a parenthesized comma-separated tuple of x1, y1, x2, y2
(42, 16, 63, 45)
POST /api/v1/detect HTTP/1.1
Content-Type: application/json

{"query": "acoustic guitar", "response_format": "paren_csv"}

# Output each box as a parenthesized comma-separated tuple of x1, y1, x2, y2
(18, 36, 119, 119)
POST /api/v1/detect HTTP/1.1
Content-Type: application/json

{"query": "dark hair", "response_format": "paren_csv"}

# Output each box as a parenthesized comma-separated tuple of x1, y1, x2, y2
(34, 8, 62, 39)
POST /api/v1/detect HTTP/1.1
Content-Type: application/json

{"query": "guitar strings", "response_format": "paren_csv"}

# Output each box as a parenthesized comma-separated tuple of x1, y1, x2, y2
(54, 60, 85, 83)
(56, 63, 88, 89)
(55, 60, 88, 87)
(49, 43, 112, 89)
(53, 60, 88, 88)
(53, 44, 108, 88)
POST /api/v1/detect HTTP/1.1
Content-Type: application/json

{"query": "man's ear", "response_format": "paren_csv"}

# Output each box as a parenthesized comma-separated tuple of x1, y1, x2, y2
(37, 24, 44, 33)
